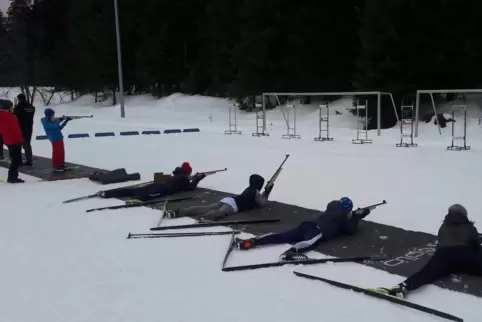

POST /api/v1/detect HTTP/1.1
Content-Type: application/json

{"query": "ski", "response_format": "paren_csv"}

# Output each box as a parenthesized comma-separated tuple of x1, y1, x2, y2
(63, 193, 99, 204)
(150, 218, 280, 231)
(62, 181, 155, 204)
(156, 202, 168, 228)
(86, 195, 199, 213)
(293, 272, 463, 322)
(222, 255, 386, 272)
(222, 231, 237, 269)
(127, 231, 238, 239)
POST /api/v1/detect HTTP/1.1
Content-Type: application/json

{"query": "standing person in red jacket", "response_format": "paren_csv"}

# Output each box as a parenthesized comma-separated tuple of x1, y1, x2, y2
(0, 100, 25, 183)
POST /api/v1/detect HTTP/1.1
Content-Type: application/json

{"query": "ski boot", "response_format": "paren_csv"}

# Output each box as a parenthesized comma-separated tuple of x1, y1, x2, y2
(7, 178, 25, 184)
(279, 248, 308, 261)
(235, 238, 257, 250)
(375, 282, 408, 299)
(165, 209, 180, 219)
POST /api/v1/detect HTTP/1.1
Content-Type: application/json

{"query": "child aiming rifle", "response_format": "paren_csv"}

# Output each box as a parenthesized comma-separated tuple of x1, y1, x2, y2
(166, 155, 290, 221)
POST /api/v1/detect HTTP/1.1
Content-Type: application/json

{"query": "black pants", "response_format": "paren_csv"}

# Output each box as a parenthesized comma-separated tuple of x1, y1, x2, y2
(103, 183, 166, 201)
(255, 221, 324, 253)
(7, 144, 22, 180)
(21, 128, 33, 163)
(404, 246, 482, 291)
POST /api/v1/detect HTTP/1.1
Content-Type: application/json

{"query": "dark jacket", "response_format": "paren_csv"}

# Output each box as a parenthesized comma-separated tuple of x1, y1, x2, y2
(135, 167, 203, 201)
(437, 212, 481, 252)
(315, 200, 360, 242)
(234, 174, 267, 212)
(14, 101, 35, 135)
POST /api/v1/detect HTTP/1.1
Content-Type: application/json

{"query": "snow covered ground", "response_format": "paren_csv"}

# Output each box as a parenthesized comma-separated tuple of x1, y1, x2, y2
(2, 93, 482, 321)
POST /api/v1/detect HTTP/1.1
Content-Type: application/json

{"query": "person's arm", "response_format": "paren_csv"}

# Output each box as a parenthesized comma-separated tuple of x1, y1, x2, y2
(468, 226, 482, 252)
(59, 117, 72, 130)
(42, 119, 61, 130)
(187, 173, 206, 190)
(255, 191, 269, 207)
(340, 214, 361, 236)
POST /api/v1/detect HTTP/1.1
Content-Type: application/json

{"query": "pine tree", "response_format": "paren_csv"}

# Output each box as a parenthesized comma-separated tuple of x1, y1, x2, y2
(355, 0, 482, 128)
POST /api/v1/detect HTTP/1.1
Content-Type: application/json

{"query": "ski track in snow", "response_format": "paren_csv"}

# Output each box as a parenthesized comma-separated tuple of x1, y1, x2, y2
(1, 93, 482, 321)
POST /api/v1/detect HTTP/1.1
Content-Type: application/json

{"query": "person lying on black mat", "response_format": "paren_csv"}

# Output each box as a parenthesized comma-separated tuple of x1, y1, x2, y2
(165, 174, 270, 221)
(234, 197, 371, 261)
(375, 204, 482, 299)
(98, 162, 205, 203)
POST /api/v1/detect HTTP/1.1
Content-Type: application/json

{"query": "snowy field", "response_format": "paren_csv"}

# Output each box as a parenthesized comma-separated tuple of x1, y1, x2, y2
(1, 93, 482, 321)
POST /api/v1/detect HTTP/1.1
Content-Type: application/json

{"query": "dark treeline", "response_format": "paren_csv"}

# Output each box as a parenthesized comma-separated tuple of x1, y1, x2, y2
(1, 0, 482, 127)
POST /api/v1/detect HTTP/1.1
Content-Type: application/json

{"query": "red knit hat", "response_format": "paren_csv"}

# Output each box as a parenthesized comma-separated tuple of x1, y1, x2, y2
(181, 162, 192, 174)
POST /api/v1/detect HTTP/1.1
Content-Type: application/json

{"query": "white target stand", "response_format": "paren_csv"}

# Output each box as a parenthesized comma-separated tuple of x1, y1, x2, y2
(396, 101, 418, 147)
(352, 100, 372, 144)
(252, 102, 269, 137)
(282, 102, 301, 139)
(447, 99, 470, 151)
(225, 102, 242, 135)
(314, 103, 333, 141)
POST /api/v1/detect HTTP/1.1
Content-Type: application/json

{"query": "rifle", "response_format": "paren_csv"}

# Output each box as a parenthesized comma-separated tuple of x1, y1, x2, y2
(60, 115, 94, 120)
(262, 154, 290, 195)
(192, 168, 227, 179)
(353, 200, 387, 218)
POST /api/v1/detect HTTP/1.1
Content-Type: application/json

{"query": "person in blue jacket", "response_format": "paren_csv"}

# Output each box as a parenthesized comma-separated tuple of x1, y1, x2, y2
(235, 197, 371, 261)
(41, 108, 71, 171)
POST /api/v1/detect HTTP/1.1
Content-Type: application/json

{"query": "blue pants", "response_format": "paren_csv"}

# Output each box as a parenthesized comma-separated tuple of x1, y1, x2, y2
(256, 221, 324, 253)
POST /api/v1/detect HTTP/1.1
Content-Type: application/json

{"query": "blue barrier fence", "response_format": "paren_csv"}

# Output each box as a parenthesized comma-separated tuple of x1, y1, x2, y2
(35, 128, 200, 140)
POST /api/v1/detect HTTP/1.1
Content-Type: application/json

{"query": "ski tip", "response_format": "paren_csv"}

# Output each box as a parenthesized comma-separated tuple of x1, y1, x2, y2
(127, 233, 132, 239)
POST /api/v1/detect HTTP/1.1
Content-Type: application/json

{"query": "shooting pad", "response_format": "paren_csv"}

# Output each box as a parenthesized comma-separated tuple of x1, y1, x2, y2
(1, 152, 481, 297)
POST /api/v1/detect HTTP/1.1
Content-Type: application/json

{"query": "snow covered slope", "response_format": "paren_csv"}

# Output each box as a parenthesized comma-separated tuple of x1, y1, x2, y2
(21, 93, 482, 235)
(0, 172, 480, 322)
(1, 92, 482, 321)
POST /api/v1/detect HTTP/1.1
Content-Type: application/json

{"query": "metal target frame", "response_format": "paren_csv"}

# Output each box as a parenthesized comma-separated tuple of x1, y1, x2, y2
(261, 91, 400, 138)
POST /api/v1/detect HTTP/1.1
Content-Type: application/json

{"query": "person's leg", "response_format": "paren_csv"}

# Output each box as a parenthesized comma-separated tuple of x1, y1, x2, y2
(178, 202, 224, 217)
(201, 203, 236, 220)
(58, 139, 65, 167)
(7, 144, 22, 182)
(52, 140, 61, 169)
(23, 130, 33, 164)
(290, 223, 324, 253)
(403, 251, 453, 292)
(254, 221, 317, 247)
(101, 186, 150, 199)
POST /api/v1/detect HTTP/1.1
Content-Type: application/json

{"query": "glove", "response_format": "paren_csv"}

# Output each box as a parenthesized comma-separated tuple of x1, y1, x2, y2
(353, 208, 371, 218)
(263, 184, 274, 197)
(66, 117, 72, 122)
(193, 172, 206, 180)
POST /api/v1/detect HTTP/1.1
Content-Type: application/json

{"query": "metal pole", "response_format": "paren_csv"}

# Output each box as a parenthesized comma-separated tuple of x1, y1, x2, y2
(414, 92, 420, 137)
(114, 0, 125, 118)
(377, 92, 381, 136)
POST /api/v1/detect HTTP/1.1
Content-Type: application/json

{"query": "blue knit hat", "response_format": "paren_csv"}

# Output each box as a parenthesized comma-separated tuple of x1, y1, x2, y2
(44, 108, 55, 118)
(339, 197, 353, 212)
